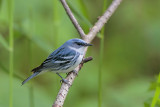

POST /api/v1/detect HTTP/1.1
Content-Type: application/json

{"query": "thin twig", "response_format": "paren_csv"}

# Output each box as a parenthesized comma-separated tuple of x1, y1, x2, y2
(53, 0, 122, 106)
(60, 0, 86, 39)
(82, 57, 93, 63)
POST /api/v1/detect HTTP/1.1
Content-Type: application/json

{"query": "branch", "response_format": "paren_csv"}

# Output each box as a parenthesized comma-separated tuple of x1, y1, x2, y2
(53, 0, 122, 106)
(60, 0, 86, 39)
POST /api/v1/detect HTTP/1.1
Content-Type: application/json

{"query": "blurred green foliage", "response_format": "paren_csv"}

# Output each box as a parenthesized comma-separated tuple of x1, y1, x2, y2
(0, 0, 160, 107)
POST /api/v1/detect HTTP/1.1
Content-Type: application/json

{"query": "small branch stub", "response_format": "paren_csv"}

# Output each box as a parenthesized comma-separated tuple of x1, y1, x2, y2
(82, 57, 93, 63)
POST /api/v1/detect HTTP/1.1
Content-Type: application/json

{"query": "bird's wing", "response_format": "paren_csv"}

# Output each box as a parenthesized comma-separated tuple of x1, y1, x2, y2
(41, 47, 78, 71)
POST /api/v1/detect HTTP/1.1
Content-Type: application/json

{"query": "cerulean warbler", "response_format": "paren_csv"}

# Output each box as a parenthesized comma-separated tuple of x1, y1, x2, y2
(22, 38, 92, 85)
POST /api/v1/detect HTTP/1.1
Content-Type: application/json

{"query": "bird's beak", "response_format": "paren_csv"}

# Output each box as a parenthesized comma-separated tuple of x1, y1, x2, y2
(85, 43, 93, 46)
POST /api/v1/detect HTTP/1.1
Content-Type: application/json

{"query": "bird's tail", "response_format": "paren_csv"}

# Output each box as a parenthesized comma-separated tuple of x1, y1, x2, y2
(22, 71, 40, 85)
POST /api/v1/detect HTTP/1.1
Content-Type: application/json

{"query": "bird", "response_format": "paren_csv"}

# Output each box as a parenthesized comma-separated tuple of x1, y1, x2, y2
(22, 38, 92, 85)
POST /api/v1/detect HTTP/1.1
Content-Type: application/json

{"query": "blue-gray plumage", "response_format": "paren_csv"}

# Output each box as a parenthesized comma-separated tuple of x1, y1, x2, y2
(22, 38, 92, 85)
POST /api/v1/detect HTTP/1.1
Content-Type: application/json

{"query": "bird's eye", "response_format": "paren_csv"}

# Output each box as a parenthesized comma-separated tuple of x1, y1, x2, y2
(75, 42, 82, 46)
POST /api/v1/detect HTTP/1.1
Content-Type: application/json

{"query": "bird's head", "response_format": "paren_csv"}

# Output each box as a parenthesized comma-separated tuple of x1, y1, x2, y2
(66, 38, 92, 48)
(64, 38, 92, 54)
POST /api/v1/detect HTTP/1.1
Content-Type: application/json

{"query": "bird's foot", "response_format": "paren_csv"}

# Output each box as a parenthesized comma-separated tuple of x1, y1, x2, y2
(72, 70, 78, 76)
(60, 78, 70, 85)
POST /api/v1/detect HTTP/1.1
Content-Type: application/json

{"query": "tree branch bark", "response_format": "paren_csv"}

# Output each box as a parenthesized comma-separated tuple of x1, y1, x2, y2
(60, 0, 86, 39)
(53, 0, 122, 107)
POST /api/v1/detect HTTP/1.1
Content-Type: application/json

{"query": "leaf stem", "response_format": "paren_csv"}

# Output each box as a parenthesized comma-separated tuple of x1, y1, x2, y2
(8, 0, 14, 106)
(98, 0, 107, 107)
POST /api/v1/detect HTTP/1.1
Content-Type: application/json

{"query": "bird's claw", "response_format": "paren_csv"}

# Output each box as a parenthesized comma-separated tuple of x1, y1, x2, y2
(72, 70, 78, 76)
(60, 78, 70, 85)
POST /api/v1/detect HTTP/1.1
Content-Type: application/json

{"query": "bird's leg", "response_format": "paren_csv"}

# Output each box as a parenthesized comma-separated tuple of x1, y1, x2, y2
(56, 73, 69, 84)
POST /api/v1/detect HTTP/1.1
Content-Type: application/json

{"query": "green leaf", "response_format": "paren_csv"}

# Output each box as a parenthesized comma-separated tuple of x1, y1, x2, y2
(144, 102, 150, 107)
(0, 33, 10, 51)
(156, 99, 160, 106)
(151, 73, 160, 107)
(144, 103, 150, 107)
(144, 98, 152, 107)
